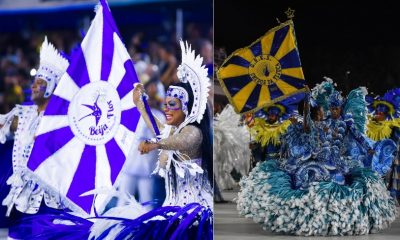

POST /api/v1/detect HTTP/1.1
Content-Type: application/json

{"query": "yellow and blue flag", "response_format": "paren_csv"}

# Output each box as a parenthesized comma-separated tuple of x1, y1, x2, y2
(217, 20, 306, 114)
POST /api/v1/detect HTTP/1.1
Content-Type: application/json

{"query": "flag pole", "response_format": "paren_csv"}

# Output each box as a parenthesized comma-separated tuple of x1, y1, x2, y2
(142, 95, 161, 136)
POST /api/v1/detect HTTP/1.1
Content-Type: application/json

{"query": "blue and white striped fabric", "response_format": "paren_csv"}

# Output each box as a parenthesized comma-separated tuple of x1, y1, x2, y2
(27, 0, 140, 215)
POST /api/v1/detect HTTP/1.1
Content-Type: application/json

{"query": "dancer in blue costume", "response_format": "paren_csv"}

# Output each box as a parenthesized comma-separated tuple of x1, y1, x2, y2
(249, 103, 292, 162)
(237, 80, 397, 236)
(366, 88, 400, 203)
(249, 93, 305, 166)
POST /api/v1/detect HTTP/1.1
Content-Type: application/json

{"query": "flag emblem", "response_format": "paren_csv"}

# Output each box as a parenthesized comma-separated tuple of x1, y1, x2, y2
(217, 20, 306, 114)
(69, 81, 121, 145)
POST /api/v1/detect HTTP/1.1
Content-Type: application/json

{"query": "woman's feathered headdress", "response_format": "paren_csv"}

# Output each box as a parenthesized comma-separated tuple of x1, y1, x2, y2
(168, 40, 211, 130)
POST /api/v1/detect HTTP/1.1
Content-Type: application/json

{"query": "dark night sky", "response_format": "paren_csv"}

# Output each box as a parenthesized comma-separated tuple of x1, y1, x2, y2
(215, 0, 400, 95)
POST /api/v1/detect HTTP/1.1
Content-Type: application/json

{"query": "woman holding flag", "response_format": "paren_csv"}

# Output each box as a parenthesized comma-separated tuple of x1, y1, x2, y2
(132, 40, 213, 210)
(21, 40, 213, 240)
(87, 40, 213, 240)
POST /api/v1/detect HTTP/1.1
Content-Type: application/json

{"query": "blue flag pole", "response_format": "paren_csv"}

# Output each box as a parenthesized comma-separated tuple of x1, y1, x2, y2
(141, 96, 161, 136)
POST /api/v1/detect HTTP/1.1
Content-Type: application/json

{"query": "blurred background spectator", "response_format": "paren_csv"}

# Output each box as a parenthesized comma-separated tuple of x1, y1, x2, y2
(0, 0, 212, 113)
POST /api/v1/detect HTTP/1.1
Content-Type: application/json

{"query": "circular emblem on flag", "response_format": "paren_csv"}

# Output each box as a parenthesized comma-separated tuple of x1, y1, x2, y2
(249, 55, 281, 86)
(68, 81, 121, 146)
(217, 21, 306, 114)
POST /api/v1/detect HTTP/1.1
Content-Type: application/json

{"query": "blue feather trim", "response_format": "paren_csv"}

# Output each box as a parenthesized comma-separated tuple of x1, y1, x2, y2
(20, 203, 212, 240)
(20, 209, 92, 240)
(238, 160, 397, 236)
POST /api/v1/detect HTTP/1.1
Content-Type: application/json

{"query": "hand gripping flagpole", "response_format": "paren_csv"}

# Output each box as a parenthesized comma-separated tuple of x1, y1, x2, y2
(132, 78, 160, 137)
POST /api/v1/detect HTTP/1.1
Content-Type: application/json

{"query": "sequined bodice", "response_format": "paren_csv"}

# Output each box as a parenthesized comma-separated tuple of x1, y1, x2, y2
(12, 105, 42, 171)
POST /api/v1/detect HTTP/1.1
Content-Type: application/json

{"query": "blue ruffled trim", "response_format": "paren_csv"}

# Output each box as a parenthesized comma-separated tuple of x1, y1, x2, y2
(238, 160, 397, 236)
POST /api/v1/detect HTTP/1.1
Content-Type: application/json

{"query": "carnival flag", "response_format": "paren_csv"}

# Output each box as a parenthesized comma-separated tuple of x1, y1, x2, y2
(217, 20, 306, 114)
(27, 0, 140, 215)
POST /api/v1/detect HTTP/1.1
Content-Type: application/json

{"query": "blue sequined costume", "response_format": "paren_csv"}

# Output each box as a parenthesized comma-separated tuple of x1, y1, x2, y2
(388, 128, 400, 201)
(366, 88, 400, 202)
(238, 82, 397, 236)
(249, 101, 297, 163)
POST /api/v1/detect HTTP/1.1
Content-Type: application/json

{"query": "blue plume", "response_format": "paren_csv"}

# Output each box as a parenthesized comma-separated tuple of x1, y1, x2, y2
(311, 78, 336, 111)
(21, 209, 92, 240)
(343, 87, 368, 133)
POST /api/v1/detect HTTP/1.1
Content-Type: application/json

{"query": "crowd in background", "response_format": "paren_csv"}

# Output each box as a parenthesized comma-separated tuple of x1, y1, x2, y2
(0, 22, 213, 114)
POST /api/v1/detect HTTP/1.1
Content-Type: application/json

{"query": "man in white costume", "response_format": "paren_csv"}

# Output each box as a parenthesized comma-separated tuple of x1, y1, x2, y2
(0, 37, 69, 239)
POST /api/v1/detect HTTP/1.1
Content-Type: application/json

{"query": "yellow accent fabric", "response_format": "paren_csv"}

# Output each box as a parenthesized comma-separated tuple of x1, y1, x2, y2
(372, 100, 396, 116)
(261, 32, 275, 55)
(366, 116, 400, 141)
(233, 81, 257, 112)
(249, 118, 291, 147)
(257, 85, 271, 107)
(275, 80, 298, 95)
(235, 48, 255, 63)
(218, 64, 248, 79)
(281, 67, 305, 80)
(274, 28, 295, 61)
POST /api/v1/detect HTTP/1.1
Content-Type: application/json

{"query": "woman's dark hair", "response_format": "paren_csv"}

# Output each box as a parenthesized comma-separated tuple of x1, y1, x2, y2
(170, 82, 213, 185)
(310, 105, 322, 121)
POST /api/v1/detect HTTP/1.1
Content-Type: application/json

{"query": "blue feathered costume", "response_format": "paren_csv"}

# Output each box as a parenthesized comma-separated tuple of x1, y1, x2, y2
(366, 88, 400, 204)
(237, 79, 397, 236)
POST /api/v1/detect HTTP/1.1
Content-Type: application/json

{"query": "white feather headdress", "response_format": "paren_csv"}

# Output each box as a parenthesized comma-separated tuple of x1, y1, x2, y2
(35, 36, 69, 98)
(175, 40, 211, 128)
